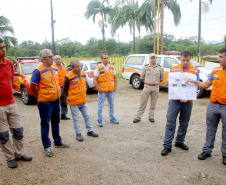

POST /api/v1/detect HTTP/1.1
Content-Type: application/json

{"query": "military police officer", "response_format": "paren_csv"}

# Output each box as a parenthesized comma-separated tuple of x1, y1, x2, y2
(133, 53, 164, 123)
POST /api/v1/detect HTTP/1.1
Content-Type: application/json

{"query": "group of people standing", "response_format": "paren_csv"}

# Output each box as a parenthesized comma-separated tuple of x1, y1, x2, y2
(0, 36, 225, 169)
(132, 49, 226, 166)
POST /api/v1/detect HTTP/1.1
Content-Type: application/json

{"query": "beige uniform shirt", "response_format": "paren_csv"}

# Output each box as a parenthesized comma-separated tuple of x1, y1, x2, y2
(140, 64, 164, 85)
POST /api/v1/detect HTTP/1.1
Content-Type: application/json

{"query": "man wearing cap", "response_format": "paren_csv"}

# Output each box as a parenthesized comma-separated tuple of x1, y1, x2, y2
(133, 53, 164, 123)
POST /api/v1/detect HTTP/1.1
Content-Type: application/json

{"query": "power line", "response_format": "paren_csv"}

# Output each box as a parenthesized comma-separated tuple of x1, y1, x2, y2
(53, 7, 84, 18)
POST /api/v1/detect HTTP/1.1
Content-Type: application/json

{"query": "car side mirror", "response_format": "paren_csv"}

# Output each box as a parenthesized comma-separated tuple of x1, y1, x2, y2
(14, 72, 20, 76)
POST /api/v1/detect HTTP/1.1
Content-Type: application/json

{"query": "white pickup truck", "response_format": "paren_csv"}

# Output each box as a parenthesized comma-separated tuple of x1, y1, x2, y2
(122, 54, 212, 98)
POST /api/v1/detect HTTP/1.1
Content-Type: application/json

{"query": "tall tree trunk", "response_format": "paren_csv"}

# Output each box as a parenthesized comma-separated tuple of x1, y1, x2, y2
(133, 21, 136, 54)
(102, 24, 106, 52)
(198, 0, 201, 61)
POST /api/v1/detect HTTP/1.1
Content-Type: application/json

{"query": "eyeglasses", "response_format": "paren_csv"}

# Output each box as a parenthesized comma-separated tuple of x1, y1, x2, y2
(0, 46, 6, 50)
(43, 55, 53, 59)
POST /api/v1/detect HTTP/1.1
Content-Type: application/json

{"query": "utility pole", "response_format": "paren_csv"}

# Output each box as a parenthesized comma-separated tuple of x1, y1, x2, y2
(157, 0, 160, 54)
(153, 0, 156, 53)
(161, 0, 164, 55)
(198, 0, 201, 62)
(50, 0, 56, 55)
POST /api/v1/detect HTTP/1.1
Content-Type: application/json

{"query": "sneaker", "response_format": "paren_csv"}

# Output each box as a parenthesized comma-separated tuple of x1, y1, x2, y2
(198, 152, 211, 160)
(44, 147, 53, 157)
(110, 119, 119, 124)
(76, 133, 84, 142)
(149, 118, 155, 123)
(61, 115, 70, 120)
(15, 155, 32, 161)
(55, 143, 69, 148)
(87, 131, 99, 137)
(7, 159, 17, 168)
(133, 118, 140, 123)
(161, 147, 172, 156)
(98, 122, 103, 127)
(175, 142, 189, 150)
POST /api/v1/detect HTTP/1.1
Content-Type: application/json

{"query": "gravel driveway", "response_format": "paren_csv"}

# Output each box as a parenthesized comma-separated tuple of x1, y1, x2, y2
(0, 77, 225, 185)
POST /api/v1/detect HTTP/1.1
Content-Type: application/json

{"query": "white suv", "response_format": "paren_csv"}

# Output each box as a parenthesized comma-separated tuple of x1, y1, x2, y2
(122, 54, 212, 98)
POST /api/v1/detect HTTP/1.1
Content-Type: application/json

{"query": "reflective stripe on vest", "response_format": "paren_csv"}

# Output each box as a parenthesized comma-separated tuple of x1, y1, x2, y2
(53, 64, 68, 87)
(36, 64, 61, 102)
(66, 70, 87, 106)
(96, 64, 115, 92)
(210, 66, 226, 105)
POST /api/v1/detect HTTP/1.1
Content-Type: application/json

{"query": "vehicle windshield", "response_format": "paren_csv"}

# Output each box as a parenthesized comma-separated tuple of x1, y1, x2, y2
(176, 57, 202, 67)
(21, 63, 42, 75)
(90, 63, 99, 70)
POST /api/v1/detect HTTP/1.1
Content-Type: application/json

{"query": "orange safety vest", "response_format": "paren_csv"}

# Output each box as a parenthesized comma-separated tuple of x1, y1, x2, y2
(36, 64, 61, 102)
(210, 66, 226, 105)
(66, 70, 87, 106)
(53, 64, 68, 87)
(96, 64, 115, 92)
(171, 63, 199, 102)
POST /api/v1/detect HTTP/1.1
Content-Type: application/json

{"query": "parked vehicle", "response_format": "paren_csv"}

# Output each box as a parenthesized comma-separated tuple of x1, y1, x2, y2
(122, 52, 212, 98)
(67, 60, 101, 92)
(13, 57, 42, 105)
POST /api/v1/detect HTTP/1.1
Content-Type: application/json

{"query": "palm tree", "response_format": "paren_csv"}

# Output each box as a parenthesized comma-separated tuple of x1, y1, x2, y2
(0, 16, 17, 49)
(85, 0, 112, 52)
(110, 0, 154, 54)
(140, 0, 181, 53)
(190, 0, 212, 60)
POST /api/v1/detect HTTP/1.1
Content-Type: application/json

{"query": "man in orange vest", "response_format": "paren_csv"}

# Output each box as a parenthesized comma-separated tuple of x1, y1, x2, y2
(93, 53, 119, 127)
(161, 50, 200, 156)
(30, 49, 69, 157)
(63, 59, 98, 142)
(53, 55, 70, 120)
(186, 48, 226, 165)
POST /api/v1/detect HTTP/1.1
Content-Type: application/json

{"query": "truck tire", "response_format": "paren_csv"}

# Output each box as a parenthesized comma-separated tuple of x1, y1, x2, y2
(131, 75, 143, 89)
(197, 87, 205, 98)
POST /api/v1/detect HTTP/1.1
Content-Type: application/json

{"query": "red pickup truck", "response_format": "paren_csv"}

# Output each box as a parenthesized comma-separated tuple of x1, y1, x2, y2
(13, 57, 42, 105)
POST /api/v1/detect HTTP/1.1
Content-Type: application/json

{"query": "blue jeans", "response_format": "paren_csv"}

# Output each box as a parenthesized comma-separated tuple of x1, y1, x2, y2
(97, 91, 116, 124)
(163, 100, 193, 148)
(203, 102, 226, 156)
(37, 99, 62, 148)
(70, 103, 92, 134)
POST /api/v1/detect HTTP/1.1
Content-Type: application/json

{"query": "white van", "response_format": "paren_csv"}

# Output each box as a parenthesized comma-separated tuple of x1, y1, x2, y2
(122, 54, 212, 98)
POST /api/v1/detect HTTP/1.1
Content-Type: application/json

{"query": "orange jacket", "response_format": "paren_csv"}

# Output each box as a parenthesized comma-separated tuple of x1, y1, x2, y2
(210, 66, 226, 105)
(66, 71, 87, 106)
(96, 64, 115, 92)
(53, 64, 68, 87)
(36, 64, 61, 102)
(171, 63, 199, 102)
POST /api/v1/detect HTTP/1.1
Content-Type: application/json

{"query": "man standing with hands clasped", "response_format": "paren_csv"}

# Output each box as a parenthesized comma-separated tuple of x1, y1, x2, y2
(93, 53, 119, 127)
(63, 59, 98, 142)
(186, 48, 226, 165)
(133, 53, 164, 123)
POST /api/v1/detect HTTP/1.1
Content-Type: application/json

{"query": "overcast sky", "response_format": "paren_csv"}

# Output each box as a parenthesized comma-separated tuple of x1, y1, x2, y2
(0, 0, 225, 45)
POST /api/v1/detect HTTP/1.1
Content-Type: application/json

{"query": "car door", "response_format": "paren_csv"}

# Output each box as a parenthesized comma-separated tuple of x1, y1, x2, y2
(13, 63, 21, 92)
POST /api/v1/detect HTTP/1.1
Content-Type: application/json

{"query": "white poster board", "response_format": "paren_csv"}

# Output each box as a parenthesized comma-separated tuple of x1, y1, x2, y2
(168, 72, 197, 100)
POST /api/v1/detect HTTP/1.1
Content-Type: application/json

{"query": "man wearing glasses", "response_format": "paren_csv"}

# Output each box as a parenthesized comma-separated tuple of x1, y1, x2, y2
(133, 53, 164, 123)
(30, 49, 69, 157)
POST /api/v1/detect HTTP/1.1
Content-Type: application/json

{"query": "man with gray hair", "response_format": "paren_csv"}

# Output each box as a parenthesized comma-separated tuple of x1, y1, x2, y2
(63, 59, 98, 142)
(30, 49, 69, 157)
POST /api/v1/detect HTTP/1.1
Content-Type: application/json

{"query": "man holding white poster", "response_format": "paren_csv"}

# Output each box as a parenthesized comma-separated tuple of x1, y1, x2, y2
(161, 50, 200, 156)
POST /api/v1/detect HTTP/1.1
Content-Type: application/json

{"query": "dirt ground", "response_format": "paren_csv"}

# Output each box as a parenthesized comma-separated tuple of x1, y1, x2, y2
(0, 77, 225, 185)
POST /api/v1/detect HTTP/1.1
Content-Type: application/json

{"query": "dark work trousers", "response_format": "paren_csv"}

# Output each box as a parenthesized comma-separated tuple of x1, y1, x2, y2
(203, 102, 226, 156)
(60, 91, 68, 117)
(37, 99, 62, 148)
